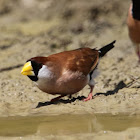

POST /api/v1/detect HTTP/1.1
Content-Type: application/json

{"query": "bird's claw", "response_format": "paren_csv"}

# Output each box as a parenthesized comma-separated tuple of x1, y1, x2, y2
(83, 93, 93, 101)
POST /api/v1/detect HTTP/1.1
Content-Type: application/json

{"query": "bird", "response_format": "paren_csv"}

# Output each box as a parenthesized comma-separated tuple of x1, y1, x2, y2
(21, 40, 116, 102)
(127, 0, 140, 62)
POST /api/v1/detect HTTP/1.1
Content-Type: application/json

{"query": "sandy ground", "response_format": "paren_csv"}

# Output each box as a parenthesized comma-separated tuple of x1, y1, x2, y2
(0, 0, 140, 139)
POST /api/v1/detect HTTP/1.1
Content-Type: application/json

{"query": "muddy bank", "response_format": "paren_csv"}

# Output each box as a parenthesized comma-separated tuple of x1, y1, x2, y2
(0, 0, 140, 139)
(0, 113, 140, 140)
(0, 0, 139, 116)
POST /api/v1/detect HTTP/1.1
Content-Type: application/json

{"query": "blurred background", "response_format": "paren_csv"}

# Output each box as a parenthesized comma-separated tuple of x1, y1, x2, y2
(0, 0, 129, 68)
(0, 0, 140, 139)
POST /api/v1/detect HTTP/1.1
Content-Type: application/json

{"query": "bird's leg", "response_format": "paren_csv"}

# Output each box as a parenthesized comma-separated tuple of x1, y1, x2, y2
(69, 94, 72, 99)
(50, 95, 66, 102)
(136, 44, 140, 63)
(84, 86, 94, 101)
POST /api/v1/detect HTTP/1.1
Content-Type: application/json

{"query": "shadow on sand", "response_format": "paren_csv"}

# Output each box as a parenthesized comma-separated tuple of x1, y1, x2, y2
(36, 80, 126, 108)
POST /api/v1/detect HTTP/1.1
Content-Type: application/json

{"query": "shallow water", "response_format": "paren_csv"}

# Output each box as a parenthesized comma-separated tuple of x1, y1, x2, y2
(0, 113, 140, 136)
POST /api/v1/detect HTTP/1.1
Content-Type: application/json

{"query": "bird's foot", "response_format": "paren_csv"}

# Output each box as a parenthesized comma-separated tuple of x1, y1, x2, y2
(83, 93, 93, 101)
(50, 95, 66, 103)
(136, 45, 140, 63)
(50, 98, 58, 103)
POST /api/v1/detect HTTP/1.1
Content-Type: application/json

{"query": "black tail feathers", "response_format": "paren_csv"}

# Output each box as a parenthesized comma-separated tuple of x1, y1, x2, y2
(99, 40, 116, 57)
(132, 0, 140, 20)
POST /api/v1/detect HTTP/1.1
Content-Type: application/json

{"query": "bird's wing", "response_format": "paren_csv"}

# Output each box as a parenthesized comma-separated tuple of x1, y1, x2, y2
(49, 48, 99, 76)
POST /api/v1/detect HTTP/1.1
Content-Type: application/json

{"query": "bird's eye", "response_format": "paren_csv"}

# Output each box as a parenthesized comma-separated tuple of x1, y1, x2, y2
(31, 61, 41, 69)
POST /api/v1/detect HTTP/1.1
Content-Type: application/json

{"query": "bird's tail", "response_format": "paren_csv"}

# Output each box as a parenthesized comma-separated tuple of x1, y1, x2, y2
(98, 40, 116, 57)
(132, 0, 140, 20)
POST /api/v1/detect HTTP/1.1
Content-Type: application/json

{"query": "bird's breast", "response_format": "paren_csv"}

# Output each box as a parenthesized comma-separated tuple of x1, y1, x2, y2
(36, 69, 88, 95)
(127, 5, 140, 44)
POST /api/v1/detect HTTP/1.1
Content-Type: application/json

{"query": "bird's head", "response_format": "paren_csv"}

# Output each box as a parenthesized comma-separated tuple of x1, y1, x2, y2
(21, 57, 47, 81)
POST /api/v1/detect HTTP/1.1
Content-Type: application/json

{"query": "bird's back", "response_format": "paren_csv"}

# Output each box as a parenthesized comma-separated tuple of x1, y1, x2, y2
(47, 48, 99, 76)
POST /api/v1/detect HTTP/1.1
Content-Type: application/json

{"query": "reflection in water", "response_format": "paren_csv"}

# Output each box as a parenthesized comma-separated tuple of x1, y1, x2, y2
(0, 113, 140, 136)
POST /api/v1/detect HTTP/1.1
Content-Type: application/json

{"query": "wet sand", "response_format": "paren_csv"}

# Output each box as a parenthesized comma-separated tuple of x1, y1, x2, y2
(0, 0, 140, 139)
(0, 114, 140, 138)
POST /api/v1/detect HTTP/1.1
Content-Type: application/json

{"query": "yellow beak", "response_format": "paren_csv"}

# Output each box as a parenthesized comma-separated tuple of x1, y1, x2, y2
(21, 61, 35, 76)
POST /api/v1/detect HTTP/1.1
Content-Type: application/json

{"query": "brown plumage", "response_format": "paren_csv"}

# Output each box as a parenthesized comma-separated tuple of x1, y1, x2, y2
(21, 41, 115, 102)
(127, 0, 140, 62)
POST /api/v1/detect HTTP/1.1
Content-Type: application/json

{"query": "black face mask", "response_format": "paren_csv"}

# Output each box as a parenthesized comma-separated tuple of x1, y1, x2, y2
(27, 60, 42, 82)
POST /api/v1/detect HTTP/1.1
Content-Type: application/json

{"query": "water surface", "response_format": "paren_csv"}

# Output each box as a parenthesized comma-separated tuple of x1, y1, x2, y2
(0, 113, 140, 136)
